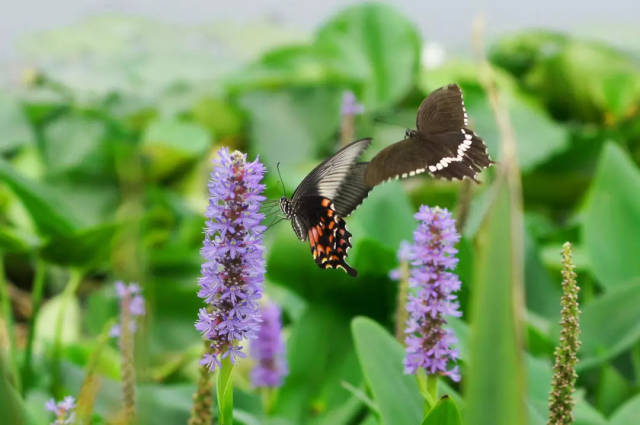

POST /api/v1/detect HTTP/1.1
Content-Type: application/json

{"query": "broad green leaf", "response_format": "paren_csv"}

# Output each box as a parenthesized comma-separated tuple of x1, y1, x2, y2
(138, 384, 193, 425)
(488, 31, 568, 78)
(142, 119, 211, 179)
(0, 94, 34, 153)
(238, 87, 342, 170)
(315, 3, 421, 110)
(274, 305, 360, 423)
(351, 317, 422, 425)
(583, 143, 640, 289)
(580, 281, 640, 369)
(39, 222, 118, 267)
(421, 397, 462, 425)
(0, 362, 37, 425)
(0, 227, 38, 253)
(524, 233, 561, 320)
(595, 364, 633, 416)
(610, 395, 640, 425)
(526, 40, 640, 123)
(0, 158, 76, 236)
(42, 115, 105, 173)
(35, 294, 81, 349)
(466, 178, 527, 425)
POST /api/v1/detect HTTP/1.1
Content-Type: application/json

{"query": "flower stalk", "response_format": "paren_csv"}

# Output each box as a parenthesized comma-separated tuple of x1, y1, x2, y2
(548, 242, 581, 425)
(340, 91, 364, 146)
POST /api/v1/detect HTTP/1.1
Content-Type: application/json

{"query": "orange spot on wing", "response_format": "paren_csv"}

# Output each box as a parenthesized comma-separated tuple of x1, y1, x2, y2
(321, 198, 331, 207)
(328, 221, 335, 230)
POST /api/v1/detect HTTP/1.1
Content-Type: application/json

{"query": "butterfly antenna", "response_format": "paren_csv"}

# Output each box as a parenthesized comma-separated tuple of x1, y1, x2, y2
(276, 162, 288, 198)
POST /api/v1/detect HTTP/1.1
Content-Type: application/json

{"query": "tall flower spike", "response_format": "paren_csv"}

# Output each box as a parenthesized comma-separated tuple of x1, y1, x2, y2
(112, 281, 145, 424)
(340, 90, 364, 146)
(45, 395, 76, 425)
(195, 148, 266, 371)
(548, 242, 581, 425)
(404, 206, 461, 381)
(250, 301, 288, 387)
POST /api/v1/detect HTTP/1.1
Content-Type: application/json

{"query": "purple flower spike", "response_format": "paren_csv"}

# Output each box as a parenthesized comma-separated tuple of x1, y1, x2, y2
(45, 395, 76, 424)
(195, 148, 266, 371)
(111, 281, 146, 339)
(250, 302, 288, 387)
(403, 206, 461, 381)
(340, 91, 364, 116)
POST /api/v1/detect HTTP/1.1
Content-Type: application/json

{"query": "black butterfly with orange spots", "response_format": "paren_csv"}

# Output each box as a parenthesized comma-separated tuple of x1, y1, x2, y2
(279, 139, 371, 277)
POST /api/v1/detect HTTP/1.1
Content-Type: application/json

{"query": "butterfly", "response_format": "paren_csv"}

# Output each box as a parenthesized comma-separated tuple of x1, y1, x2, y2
(279, 84, 492, 277)
(278, 138, 372, 277)
(364, 83, 492, 186)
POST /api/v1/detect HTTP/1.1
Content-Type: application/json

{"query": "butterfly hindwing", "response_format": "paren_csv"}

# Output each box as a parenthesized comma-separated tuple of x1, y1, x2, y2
(305, 197, 357, 277)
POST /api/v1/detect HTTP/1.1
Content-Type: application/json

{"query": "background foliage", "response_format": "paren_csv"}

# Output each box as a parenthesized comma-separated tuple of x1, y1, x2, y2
(1, 3, 640, 424)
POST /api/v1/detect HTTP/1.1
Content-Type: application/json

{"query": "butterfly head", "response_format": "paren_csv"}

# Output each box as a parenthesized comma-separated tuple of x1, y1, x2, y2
(279, 196, 294, 219)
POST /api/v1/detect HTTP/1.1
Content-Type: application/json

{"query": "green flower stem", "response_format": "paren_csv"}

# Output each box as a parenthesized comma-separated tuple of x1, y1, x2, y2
(217, 356, 234, 425)
(22, 258, 46, 393)
(416, 369, 438, 412)
(51, 268, 83, 396)
(394, 259, 410, 343)
(0, 253, 21, 393)
(261, 387, 277, 415)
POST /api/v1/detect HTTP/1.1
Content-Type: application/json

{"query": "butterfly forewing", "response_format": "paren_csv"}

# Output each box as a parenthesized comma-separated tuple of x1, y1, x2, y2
(292, 138, 372, 205)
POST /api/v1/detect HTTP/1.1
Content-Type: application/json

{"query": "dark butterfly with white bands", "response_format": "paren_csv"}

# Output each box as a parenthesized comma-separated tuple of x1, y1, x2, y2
(279, 84, 492, 277)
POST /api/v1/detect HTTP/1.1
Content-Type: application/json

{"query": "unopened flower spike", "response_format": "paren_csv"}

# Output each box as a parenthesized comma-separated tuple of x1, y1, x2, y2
(194, 148, 267, 371)
(404, 206, 461, 382)
(548, 242, 581, 425)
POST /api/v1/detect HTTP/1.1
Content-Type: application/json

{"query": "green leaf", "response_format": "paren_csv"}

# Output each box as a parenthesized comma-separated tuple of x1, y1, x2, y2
(315, 3, 421, 110)
(141, 119, 211, 179)
(580, 281, 640, 369)
(217, 357, 234, 425)
(583, 143, 640, 289)
(273, 305, 361, 423)
(595, 364, 633, 416)
(466, 179, 527, 425)
(351, 317, 422, 425)
(238, 87, 342, 170)
(0, 363, 37, 425)
(421, 396, 462, 425)
(610, 395, 640, 425)
(0, 94, 34, 153)
(0, 158, 76, 236)
(39, 222, 118, 267)
(42, 114, 105, 173)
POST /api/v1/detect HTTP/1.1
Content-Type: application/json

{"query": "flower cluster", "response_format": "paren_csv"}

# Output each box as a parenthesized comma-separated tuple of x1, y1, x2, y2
(110, 281, 145, 338)
(195, 148, 266, 371)
(250, 301, 288, 387)
(404, 206, 461, 381)
(340, 91, 364, 116)
(45, 396, 75, 425)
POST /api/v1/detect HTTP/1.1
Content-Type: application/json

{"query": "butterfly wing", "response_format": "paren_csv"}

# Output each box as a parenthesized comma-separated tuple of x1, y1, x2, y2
(364, 129, 490, 186)
(299, 196, 357, 276)
(364, 84, 491, 186)
(416, 83, 468, 133)
(292, 138, 372, 217)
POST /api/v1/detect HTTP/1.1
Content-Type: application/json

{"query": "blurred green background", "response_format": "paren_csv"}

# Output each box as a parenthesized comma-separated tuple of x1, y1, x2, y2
(1, 2, 640, 424)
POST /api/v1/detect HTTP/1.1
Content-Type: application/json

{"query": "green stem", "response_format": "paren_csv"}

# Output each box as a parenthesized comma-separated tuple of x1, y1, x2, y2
(51, 269, 83, 396)
(426, 374, 439, 410)
(632, 344, 640, 387)
(0, 253, 21, 393)
(22, 258, 46, 393)
(261, 387, 277, 415)
(216, 356, 234, 425)
(416, 370, 438, 413)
